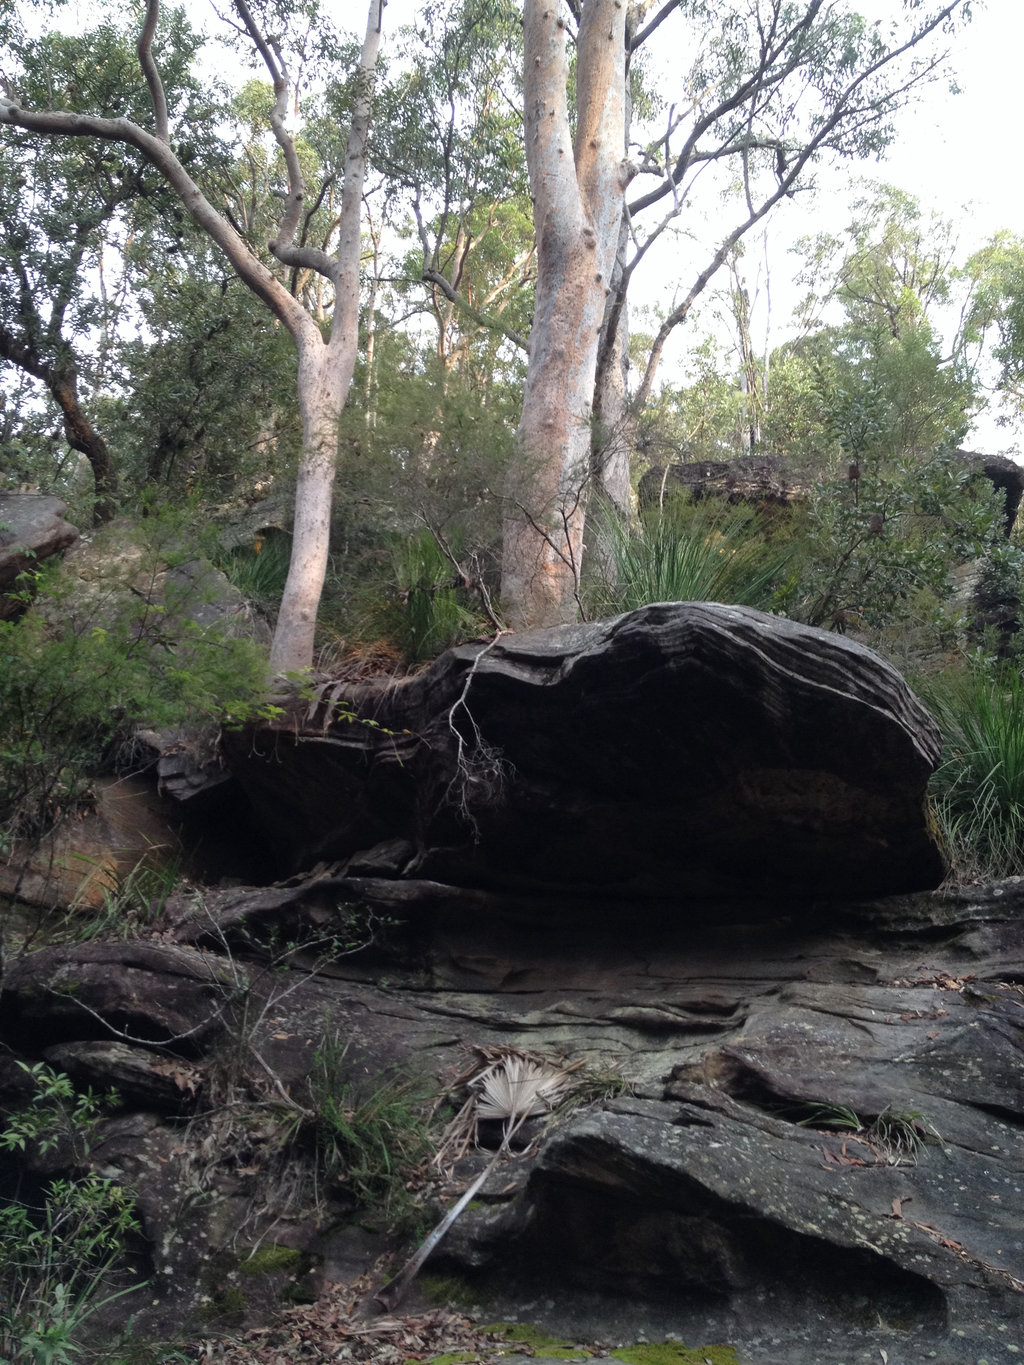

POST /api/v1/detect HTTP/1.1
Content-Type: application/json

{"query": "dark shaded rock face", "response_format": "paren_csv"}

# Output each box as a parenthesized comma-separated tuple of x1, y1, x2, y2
(225, 603, 945, 900)
(0, 492, 79, 615)
(1, 875, 1021, 1362)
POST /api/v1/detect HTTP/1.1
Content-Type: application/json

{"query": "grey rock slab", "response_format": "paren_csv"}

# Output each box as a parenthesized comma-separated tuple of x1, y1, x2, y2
(0, 491, 78, 612)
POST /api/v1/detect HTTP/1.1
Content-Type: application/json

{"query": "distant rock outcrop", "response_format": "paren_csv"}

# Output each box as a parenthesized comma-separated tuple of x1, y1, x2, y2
(638, 455, 811, 511)
(638, 449, 1024, 536)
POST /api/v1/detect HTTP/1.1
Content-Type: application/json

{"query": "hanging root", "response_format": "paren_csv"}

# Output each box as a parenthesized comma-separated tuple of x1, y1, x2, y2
(444, 636, 513, 838)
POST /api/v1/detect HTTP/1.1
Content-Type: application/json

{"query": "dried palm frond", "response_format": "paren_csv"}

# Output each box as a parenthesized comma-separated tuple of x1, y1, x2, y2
(378, 1046, 584, 1313)
(435, 1046, 583, 1169)
(472, 1051, 576, 1122)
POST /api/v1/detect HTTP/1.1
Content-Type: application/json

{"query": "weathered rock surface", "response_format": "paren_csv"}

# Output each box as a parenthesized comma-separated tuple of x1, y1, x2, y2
(225, 603, 945, 900)
(0, 492, 79, 615)
(0, 774, 186, 910)
(0, 875, 1021, 1362)
(638, 456, 812, 511)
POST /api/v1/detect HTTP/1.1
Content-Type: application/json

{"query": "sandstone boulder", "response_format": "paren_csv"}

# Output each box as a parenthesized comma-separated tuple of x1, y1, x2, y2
(225, 603, 945, 900)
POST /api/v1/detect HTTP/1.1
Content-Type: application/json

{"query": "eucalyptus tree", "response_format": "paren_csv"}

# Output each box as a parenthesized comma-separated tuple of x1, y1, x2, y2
(380, 0, 534, 376)
(963, 233, 1024, 420)
(1, 0, 384, 675)
(424, 0, 970, 628)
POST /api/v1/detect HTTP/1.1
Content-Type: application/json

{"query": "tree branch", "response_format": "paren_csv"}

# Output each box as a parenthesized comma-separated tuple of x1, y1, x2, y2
(422, 269, 528, 351)
(137, 0, 170, 143)
(232, 0, 333, 278)
(0, 99, 317, 349)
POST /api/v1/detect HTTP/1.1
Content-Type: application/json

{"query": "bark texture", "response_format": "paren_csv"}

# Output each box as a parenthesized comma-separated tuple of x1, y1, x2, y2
(501, 0, 629, 629)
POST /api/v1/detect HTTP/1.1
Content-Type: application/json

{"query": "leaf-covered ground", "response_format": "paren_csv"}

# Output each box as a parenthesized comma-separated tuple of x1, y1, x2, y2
(183, 1269, 554, 1363)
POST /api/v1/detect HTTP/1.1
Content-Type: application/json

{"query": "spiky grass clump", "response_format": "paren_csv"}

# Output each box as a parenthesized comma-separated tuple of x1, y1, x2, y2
(918, 661, 1024, 881)
(591, 500, 793, 617)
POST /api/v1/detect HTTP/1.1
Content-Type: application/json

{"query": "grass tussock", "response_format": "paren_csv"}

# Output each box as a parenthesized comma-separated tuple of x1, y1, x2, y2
(591, 500, 794, 617)
(918, 660, 1024, 881)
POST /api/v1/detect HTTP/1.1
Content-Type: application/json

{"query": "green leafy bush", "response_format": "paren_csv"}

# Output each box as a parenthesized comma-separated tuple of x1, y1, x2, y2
(216, 534, 293, 619)
(795, 448, 1004, 635)
(0, 1064, 141, 1364)
(387, 530, 482, 663)
(918, 658, 1024, 881)
(0, 529, 272, 849)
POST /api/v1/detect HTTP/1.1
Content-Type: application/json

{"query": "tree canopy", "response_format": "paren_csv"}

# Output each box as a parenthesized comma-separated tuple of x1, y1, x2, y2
(2, 0, 1015, 662)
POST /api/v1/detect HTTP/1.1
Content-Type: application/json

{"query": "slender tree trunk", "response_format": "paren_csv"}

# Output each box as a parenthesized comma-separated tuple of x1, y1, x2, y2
(51, 364, 118, 524)
(270, 347, 345, 673)
(501, 0, 628, 630)
(266, 0, 382, 676)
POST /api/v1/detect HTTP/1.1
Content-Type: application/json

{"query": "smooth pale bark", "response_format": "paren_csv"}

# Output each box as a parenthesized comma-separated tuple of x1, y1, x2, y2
(591, 206, 633, 514)
(501, 0, 629, 629)
(269, 6, 381, 674)
(0, 0, 383, 676)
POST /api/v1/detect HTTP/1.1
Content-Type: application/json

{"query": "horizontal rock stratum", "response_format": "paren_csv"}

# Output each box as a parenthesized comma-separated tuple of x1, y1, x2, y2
(226, 602, 946, 900)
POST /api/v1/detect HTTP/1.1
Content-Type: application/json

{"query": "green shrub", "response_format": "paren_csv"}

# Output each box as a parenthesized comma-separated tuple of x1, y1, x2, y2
(216, 535, 293, 618)
(795, 447, 1003, 635)
(387, 530, 482, 663)
(0, 1064, 141, 1364)
(0, 530, 272, 850)
(918, 658, 1024, 880)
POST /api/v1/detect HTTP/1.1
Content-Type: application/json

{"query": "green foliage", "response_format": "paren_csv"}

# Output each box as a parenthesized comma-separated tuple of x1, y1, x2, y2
(324, 361, 512, 651)
(590, 499, 793, 617)
(0, 1065, 141, 1364)
(103, 273, 300, 500)
(217, 535, 293, 622)
(0, 10, 228, 519)
(795, 447, 1002, 636)
(962, 231, 1024, 417)
(0, 525, 271, 848)
(917, 658, 1024, 881)
(309, 1033, 433, 1223)
(790, 1102, 863, 1132)
(388, 530, 482, 663)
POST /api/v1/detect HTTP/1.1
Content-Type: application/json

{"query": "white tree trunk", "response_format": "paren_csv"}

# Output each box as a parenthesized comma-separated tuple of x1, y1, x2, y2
(500, 0, 628, 630)
(266, 0, 382, 675)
